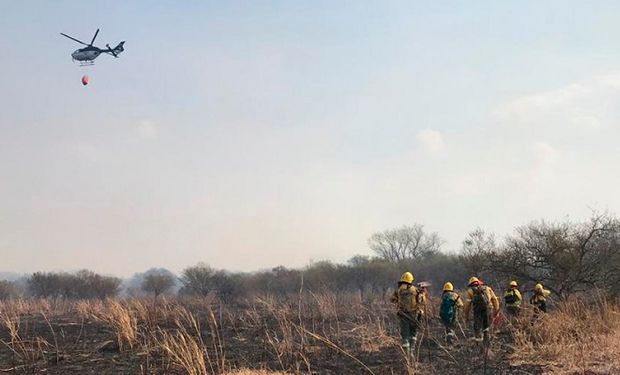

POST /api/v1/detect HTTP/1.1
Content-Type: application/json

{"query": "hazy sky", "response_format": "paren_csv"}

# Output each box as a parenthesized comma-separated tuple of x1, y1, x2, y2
(2, 1, 620, 276)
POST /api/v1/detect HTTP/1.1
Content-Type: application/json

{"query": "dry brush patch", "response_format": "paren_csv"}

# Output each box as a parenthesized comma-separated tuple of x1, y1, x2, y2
(77, 298, 139, 351)
(0, 294, 616, 374)
(224, 371, 291, 375)
(510, 296, 620, 374)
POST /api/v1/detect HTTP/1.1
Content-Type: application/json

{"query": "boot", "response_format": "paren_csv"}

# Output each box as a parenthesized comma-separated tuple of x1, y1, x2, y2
(483, 328, 490, 343)
(401, 341, 411, 358)
(447, 331, 455, 345)
(408, 336, 417, 357)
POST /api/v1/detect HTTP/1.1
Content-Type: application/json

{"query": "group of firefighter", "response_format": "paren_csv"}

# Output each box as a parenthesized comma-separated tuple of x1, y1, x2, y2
(391, 272, 552, 354)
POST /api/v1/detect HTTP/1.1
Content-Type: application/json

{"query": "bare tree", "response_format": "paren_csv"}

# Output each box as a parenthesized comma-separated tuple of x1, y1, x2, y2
(180, 263, 216, 296)
(73, 270, 122, 299)
(369, 224, 443, 263)
(141, 270, 176, 298)
(27, 272, 64, 298)
(461, 228, 497, 277)
(488, 213, 620, 298)
(179, 263, 244, 300)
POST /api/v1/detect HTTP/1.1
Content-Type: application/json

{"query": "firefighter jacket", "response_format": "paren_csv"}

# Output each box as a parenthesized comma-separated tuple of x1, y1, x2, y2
(391, 284, 424, 313)
(464, 285, 500, 317)
(504, 289, 522, 306)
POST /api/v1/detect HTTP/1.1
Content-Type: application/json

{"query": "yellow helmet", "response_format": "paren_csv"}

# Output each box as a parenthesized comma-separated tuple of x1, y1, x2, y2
(443, 282, 454, 292)
(399, 272, 414, 284)
(468, 276, 480, 286)
(509, 281, 518, 287)
(535, 283, 543, 291)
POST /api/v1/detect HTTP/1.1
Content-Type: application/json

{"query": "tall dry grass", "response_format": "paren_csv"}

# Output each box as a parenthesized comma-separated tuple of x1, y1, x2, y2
(511, 295, 620, 373)
(224, 371, 291, 375)
(155, 323, 208, 375)
(0, 300, 55, 371)
(146, 302, 226, 375)
(4, 292, 617, 374)
(77, 298, 139, 350)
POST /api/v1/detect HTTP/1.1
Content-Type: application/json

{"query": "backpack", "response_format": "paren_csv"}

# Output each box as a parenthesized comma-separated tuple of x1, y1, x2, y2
(398, 285, 419, 312)
(471, 285, 489, 313)
(440, 293, 459, 324)
(504, 290, 518, 305)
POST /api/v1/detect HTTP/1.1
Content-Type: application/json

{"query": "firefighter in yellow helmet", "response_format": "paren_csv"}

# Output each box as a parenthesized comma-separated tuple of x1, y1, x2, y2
(439, 282, 463, 345)
(504, 280, 522, 317)
(390, 272, 423, 356)
(463, 276, 499, 343)
(530, 283, 551, 313)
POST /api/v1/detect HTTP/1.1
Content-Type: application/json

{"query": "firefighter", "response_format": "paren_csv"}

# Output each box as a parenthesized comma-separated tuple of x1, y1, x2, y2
(390, 272, 423, 356)
(439, 282, 463, 344)
(504, 280, 522, 317)
(463, 276, 500, 343)
(530, 283, 551, 313)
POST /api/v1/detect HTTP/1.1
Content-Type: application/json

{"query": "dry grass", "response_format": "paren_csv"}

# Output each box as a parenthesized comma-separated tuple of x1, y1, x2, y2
(0, 304, 53, 372)
(78, 298, 139, 350)
(510, 295, 620, 374)
(224, 370, 291, 375)
(155, 323, 208, 375)
(0, 293, 618, 374)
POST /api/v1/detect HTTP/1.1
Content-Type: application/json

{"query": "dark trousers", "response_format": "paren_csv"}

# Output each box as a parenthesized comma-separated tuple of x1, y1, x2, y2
(473, 309, 490, 340)
(443, 319, 457, 344)
(506, 305, 520, 317)
(535, 301, 547, 313)
(398, 311, 418, 347)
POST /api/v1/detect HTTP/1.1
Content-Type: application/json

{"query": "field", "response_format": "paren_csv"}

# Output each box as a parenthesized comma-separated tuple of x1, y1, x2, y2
(0, 294, 618, 374)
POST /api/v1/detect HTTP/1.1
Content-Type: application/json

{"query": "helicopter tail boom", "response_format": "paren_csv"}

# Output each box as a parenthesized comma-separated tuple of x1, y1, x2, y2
(105, 41, 125, 57)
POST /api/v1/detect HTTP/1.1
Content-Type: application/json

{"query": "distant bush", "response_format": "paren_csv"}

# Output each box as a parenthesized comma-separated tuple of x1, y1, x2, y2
(179, 263, 244, 302)
(141, 269, 177, 298)
(26, 270, 121, 299)
(0, 280, 18, 300)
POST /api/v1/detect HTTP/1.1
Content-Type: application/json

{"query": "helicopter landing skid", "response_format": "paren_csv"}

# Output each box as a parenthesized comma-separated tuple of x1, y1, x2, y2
(79, 61, 94, 66)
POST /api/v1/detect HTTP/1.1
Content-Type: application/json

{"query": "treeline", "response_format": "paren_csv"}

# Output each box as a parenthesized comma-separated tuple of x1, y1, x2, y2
(1, 212, 619, 301)
(27, 270, 121, 299)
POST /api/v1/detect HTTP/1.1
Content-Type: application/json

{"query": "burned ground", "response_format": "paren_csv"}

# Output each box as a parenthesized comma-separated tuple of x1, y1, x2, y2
(0, 296, 616, 374)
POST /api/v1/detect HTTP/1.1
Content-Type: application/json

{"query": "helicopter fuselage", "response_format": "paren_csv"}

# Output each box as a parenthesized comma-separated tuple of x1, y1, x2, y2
(72, 46, 102, 62)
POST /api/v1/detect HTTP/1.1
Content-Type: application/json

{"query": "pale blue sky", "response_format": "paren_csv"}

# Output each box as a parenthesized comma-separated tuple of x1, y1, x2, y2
(2, 1, 620, 276)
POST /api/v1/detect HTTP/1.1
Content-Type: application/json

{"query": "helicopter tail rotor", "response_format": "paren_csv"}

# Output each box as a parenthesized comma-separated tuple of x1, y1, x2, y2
(105, 41, 125, 57)
(106, 44, 116, 57)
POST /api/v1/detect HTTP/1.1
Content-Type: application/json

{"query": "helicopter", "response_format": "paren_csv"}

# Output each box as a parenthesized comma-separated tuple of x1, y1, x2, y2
(60, 29, 125, 65)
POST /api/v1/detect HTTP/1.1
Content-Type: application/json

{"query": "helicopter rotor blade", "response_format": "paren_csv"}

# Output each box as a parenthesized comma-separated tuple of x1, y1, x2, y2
(60, 33, 89, 46)
(90, 29, 100, 46)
